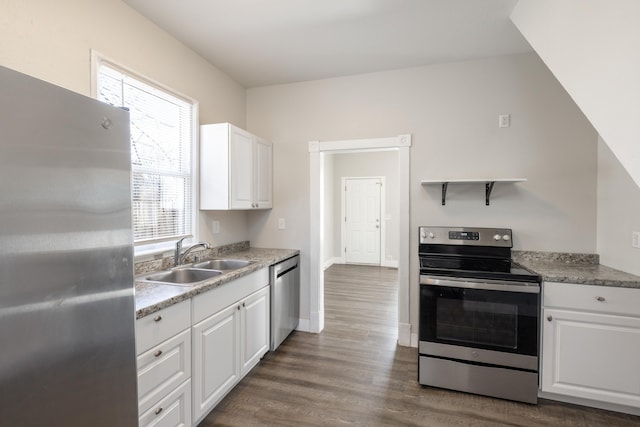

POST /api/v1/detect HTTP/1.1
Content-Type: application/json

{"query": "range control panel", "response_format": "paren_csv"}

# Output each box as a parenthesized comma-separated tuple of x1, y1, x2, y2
(448, 231, 480, 241)
(419, 226, 512, 247)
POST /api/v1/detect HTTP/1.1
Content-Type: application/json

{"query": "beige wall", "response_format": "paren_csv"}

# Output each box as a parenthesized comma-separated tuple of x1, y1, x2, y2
(247, 52, 598, 332)
(0, 0, 249, 249)
(332, 151, 399, 264)
(597, 137, 640, 276)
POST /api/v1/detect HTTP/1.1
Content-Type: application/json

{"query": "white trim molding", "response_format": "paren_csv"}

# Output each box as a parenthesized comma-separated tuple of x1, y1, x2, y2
(309, 134, 412, 346)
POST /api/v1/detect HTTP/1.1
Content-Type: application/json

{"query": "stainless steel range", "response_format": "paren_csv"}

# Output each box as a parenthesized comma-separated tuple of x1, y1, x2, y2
(418, 226, 541, 404)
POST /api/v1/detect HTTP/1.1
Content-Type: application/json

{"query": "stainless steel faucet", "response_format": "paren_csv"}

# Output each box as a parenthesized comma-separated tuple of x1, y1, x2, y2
(175, 237, 211, 266)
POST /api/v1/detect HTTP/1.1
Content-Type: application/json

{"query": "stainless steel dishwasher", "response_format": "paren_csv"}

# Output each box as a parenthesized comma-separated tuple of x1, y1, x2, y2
(270, 255, 300, 351)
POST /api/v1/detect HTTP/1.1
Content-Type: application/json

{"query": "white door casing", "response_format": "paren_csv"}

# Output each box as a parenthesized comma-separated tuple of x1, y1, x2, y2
(343, 177, 383, 265)
(308, 135, 412, 346)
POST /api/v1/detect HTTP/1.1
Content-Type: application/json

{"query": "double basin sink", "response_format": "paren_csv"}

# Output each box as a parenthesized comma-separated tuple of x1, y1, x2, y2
(140, 259, 252, 286)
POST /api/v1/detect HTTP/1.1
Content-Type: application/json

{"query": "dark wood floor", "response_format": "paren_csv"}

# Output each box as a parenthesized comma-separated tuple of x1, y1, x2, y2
(199, 264, 640, 426)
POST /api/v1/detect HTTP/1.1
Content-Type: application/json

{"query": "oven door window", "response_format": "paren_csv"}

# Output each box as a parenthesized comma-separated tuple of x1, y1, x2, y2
(420, 285, 538, 356)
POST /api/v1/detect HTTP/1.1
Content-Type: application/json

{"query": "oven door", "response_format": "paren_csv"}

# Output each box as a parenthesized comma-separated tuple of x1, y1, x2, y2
(419, 275, 539, 371)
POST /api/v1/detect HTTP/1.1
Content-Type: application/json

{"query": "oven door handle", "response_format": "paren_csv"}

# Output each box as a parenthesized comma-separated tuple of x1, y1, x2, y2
(420, 276, 540, 294)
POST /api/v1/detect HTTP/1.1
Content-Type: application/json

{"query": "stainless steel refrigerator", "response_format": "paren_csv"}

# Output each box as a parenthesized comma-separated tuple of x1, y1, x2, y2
(0, 65, 138, 425)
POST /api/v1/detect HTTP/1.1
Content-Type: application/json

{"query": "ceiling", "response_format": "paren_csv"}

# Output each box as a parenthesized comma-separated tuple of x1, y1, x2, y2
(123, 0, 532, 88)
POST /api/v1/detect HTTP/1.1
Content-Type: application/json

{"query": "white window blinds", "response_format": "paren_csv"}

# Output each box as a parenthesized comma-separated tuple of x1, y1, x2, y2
(96, 63, 194, 245)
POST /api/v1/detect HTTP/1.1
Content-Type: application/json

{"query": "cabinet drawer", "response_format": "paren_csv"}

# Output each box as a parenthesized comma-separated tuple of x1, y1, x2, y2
(137, 329, 191, 415)
(544, 282, 640, 317)
(139, 378, 191, 427)
(193, 268, 268, 323)
(136, 299, 191, 354)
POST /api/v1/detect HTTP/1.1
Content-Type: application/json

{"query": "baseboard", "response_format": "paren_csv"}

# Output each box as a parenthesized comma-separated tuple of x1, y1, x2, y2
(410, 333, 419, 348)
(538, 390, 640, 416)
(398, 323, 411, 347)
(296, 318, 310, 332)
(331, 257, 396, 268)
(309, 310, 324, 333)
(322, 257, 343, 270)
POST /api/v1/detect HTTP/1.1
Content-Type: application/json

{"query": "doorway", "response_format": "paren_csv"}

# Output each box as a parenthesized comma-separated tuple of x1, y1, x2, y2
(342, 177, 384, 266)
(308, 135, 412, 346)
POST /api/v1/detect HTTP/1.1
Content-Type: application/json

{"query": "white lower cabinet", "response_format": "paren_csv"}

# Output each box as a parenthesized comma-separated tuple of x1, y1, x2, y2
(192, 268, 270, 424)
(136, 300, 192, 427)
(136, 268, 270, 426)
(541, 282, 640, 410)
(241, 286, 270, 375)
(192, 303, 240, 421)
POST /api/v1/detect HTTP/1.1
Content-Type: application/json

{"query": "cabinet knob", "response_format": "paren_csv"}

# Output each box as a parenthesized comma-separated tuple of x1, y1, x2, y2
(154, 315, 162, 322)
(596, 296, 605, 302)
(547, 315, 553, 322)
(154, 407, 163, 415)
(237, 305, 241, 311)
(154, 350, 163, 358)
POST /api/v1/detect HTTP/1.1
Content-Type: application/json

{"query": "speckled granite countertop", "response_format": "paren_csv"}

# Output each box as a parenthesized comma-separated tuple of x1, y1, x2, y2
(135, 247, 299, 319)
(512, 251, 640, 289)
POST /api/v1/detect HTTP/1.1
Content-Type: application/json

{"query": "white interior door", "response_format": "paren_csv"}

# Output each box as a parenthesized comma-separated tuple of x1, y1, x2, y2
(344, 178, 381, 265)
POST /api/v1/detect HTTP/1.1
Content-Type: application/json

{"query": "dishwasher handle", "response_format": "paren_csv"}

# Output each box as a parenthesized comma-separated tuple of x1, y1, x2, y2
(274, 255, 299, 278)
(277, 264, 298, 279)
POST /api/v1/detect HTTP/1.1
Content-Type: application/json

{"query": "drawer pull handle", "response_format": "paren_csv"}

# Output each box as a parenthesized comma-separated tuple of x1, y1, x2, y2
(154, 315, 162, 322)
(154, 350, 163, 358)
(547, 315, 553, 322)
(596, 296, 606, 302)
(154, 407, 163, 415)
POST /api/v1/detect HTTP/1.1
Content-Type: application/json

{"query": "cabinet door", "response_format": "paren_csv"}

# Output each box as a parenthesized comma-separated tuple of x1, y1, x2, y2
(241, 287, 270, 375)
(192, 304, 240, 421)
(229, 126, 254, 209)
(541, 308, 640, 408)
(254, 137, 272, 209)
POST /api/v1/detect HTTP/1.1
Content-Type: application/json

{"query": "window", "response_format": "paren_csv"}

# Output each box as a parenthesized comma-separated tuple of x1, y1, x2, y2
(94, 57, 196, 252)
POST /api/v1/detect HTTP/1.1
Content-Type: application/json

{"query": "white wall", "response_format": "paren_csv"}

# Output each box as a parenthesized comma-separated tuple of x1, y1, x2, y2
(332, 151, 399, 264)
(597, 137, 640, 276)
(511, 0, 640, 188)
(0, 0, 249, 249)
(246, 52, 597, 332)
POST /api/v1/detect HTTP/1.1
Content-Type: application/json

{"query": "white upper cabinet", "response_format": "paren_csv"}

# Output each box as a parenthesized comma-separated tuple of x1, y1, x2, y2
(200, 123, 273, 210)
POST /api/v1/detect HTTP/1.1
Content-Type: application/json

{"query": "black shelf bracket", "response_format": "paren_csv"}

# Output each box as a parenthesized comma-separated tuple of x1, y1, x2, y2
(441, 182, 448, 205)
(485, 181, 495, 206)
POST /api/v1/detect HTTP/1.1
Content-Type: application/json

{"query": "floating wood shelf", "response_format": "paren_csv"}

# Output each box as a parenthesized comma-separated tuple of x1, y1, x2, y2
(421, 179, 527, 206)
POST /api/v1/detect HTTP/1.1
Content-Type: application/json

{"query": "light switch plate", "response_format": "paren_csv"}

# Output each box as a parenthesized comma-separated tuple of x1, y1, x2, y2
(212, 220, 220, 234)
(632, 231, 640, 248)
(278, 218, 286, 230)
(498, 114, 510, 128)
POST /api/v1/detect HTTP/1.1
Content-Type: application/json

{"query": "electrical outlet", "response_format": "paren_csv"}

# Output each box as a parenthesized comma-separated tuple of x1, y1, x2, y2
(278, 218, 286, 230)
(212, 220, 220, 234)
(498, 114, 510, 128)
(632, 231, 640, 248)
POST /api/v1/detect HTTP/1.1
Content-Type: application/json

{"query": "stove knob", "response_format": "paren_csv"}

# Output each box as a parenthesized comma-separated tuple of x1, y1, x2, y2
(429, 232, 435, 239)
(502, 234, 511, 241)
(493, 234, 502, 241)
(421, 230, 426, 239)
